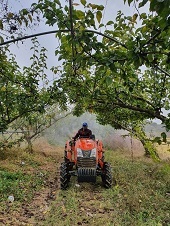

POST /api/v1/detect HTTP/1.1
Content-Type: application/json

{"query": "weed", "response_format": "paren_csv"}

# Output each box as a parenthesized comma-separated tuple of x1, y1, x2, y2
(0, 169, 44, 202)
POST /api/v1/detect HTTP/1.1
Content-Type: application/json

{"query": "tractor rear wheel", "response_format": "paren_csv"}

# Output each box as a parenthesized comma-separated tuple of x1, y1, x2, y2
(60, 162, 69, 190)
(102, 162, 113, 188)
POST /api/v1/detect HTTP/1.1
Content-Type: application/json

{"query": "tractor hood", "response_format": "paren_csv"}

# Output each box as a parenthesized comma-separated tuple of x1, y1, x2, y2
(75, 138, 96, 150)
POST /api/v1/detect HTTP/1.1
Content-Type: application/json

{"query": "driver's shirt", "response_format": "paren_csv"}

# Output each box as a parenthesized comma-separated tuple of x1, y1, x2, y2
(74, 128, 92, 139)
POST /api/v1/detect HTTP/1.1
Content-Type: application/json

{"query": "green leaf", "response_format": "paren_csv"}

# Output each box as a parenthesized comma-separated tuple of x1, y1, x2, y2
(105, 76, 112, 86)
(0, 20, 3, 29)
(22, 9, 29, 15)
(80, 0, 86, 6)
(128, 0, 134, 6)
(99, 23, 104, 28)
(148, 54, 154, 62)
(58, 55, 63, 61)
(1, 86, 6, 91)
(76, 10, 85, 19)
(54, 0, 61, 6)
(157, 140, 162, 145)
(161, 132, 167, 142)
(139, 0, 148, 8)
(0, 36, 4, 43)
(28, 14, 32, 23)
(89, 3, 98, 9)
(106, 21, 114, 25)
(97, 5, 104, 10)
(7, 12, 14, 19)
(129, 86, 133, 92)
(153, 137, 162, 144)
(17, 18, 22, 25)
(96, 11, 102, 23)
(140, 13, 147, 19)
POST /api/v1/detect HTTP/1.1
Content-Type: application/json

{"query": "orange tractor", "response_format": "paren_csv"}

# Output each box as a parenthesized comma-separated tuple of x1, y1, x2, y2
(60, 136, 113, 189)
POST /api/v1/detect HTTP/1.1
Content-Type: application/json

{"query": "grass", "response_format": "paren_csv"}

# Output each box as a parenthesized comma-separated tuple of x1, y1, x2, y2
(0, 144, 170, 225)
(0, 147, 47, 205)
(44, 150, 170, 226)
(0, 142, 61, 226)
(0, 170, 44, 202)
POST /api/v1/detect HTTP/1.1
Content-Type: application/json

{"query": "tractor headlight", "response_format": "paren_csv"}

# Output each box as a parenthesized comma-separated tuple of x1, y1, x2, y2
(90, 148, 96, 157)
(77, 148, 83, 157)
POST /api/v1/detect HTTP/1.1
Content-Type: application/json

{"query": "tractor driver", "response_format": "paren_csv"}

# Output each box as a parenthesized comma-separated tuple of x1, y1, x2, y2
(73, 122, 92, 140)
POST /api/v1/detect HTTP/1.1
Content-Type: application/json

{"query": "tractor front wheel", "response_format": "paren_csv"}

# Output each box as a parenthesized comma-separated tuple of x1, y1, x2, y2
(102, 162, 113, 188)
(60, 162, 69, 190)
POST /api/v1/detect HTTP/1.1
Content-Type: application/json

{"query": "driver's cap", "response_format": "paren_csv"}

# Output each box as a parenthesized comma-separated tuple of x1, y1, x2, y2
(82, 122, 88, 127)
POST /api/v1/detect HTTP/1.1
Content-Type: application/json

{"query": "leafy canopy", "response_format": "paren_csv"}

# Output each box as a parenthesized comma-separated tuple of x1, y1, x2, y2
(0, 0, 170, 138)
(0, 38, 66, 132)
(34, 0, 170, 131)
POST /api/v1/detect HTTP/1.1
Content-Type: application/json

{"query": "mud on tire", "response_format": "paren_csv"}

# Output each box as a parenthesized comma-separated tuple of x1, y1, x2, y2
(101, 162, 113, 188)
(60, 162, 69, 190)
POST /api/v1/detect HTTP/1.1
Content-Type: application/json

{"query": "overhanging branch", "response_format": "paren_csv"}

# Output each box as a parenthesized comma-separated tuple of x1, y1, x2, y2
(0, 30, 70, 46)
(0, 29, 127, 48)
(95, 98, 166, 122)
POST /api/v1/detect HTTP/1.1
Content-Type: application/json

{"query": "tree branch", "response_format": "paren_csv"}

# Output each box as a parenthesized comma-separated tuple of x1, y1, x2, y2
(142, 25, 169, 48)
(0, 29, 127, 48)
(156, 66, 170, 78)
(29, 111, 72, 139)
(95, 98, 166, 122)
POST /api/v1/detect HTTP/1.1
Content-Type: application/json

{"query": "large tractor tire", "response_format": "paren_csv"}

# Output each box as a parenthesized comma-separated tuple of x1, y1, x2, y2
(60, 162, 69, 190)
(101, 162, 113, 188)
